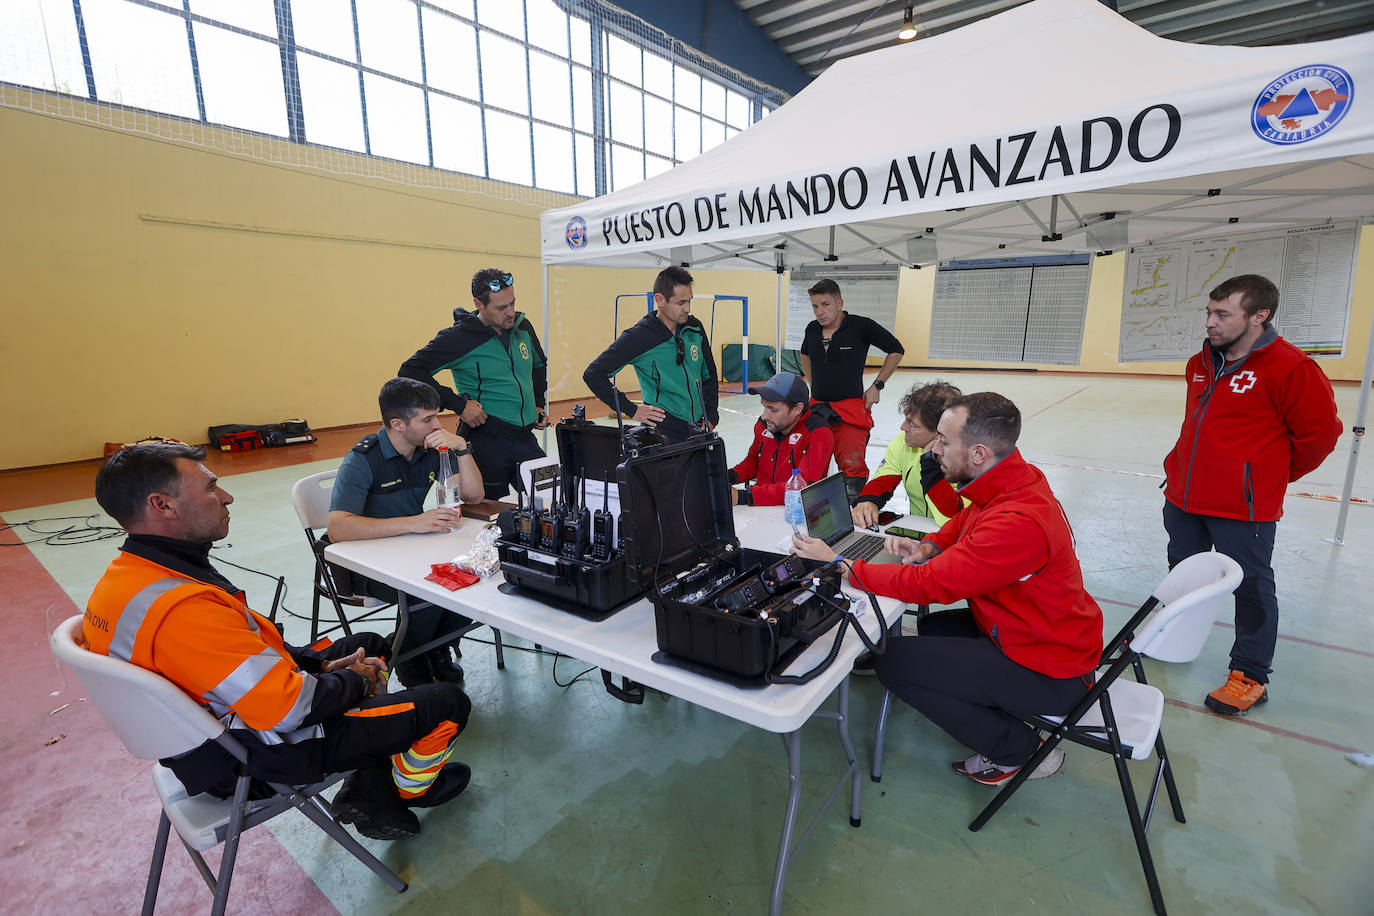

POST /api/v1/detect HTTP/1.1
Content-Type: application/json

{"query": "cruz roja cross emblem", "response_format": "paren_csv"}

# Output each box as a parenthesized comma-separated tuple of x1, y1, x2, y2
(1230, 370, 1258, 394)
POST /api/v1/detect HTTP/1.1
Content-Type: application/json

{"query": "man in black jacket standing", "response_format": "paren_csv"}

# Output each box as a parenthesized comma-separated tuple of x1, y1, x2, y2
(583, 266, 720, 444)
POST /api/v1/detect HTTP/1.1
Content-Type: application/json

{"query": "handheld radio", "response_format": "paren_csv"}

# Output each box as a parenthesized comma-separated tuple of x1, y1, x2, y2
(539, 476, 561, 553)
(591, 471, 615, 561)
(561, 474, 591, 559)
(514, 488, 535, 547)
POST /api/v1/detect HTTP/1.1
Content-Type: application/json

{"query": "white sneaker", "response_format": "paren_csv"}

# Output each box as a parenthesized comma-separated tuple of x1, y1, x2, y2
(953, 746, 1064, 786)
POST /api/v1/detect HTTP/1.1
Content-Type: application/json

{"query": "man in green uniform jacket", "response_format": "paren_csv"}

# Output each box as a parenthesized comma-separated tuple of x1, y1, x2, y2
(401, 267, 550, 499)
(583, 266, 720, 444)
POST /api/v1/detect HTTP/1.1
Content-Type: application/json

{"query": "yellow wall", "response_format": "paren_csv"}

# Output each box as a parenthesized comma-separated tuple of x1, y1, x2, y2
(2, 95, 1367, 469)
(0, 100, 781, 469)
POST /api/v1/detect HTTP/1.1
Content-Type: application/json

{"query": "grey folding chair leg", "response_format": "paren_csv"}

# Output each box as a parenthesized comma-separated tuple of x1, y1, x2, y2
(141, 812, 172, 916)
(871, 689, 894, 782)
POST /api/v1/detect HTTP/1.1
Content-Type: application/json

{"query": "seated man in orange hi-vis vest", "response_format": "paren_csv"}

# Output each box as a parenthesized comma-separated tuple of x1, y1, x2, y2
(82, 442, 470, 841)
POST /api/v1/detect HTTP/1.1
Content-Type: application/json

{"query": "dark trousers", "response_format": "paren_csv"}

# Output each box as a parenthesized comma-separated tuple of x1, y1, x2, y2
(466, 419, 546, 499)
(318, 633, 471, 774)
(352, 577, 471, 655)
(1163, 501, 1278, 683)
(320, 537, 470, 651)
(219, 634, 471, 791)
(874, 609, 1094, 766)
(653, 412, 698, 445)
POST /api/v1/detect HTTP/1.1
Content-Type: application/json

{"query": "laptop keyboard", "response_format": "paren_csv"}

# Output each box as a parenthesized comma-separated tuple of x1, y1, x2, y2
(845, 533, 887, 561)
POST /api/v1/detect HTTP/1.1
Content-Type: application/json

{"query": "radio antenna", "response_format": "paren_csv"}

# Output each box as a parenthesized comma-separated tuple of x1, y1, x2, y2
(611, 381, 629, 457)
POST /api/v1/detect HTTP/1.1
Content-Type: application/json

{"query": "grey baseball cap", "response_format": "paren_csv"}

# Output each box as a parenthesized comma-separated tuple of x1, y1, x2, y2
(748, 371, 809, 403)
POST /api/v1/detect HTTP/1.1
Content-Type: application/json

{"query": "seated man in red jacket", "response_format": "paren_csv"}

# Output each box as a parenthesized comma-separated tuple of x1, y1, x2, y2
(727, 372, 834, 506)
(794, 392, 1103, 785)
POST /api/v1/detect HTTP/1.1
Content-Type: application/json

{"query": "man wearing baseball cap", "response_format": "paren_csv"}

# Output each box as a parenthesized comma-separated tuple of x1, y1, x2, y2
(727, 372, 834, 506)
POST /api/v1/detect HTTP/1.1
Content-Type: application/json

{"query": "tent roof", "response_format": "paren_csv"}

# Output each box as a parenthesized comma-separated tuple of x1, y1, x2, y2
(540, 0, 1374, 270)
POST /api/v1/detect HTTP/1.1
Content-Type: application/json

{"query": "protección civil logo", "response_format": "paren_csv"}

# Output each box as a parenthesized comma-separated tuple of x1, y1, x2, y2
(565, 216, 588, 250)
(1251, 65, 1352, 145)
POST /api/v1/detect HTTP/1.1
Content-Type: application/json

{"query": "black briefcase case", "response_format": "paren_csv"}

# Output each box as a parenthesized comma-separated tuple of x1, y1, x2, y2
(495, 419, 656, 618)
(615, 435, 848, 682)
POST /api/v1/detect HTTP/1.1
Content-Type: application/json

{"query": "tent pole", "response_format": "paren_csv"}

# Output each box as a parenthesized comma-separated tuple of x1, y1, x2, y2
(542, 264, 551, 453)
(1328, 307, 1373, 545)
(776, 270, 784, 367)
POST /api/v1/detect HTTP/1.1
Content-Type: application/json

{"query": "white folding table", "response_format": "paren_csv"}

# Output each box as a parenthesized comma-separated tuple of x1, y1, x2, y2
(325, 506, 907, 915)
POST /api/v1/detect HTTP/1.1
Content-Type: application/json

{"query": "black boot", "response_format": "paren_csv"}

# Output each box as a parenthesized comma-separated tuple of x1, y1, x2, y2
(330, 767, 420, 840)
(393, 654, 434, 688)
(384, 631, 434, 688)
(428, 646, 464, 683)
(844, 475, 866, 505)
(403, 762, 472, 809)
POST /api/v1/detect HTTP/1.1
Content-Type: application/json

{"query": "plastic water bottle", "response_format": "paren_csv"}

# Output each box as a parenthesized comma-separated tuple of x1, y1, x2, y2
(784, 469, 807, 535)
(436, 446, 461, 530)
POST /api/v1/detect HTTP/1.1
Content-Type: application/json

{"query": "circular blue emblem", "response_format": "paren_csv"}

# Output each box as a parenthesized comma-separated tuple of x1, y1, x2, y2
(1251, 64, 1352, 145)
(565, 216, 588, 250)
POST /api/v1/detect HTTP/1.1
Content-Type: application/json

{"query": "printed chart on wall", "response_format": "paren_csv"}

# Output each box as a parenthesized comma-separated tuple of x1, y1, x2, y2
(1119, 222, 1360, 361)
(786, 265, 900, 355)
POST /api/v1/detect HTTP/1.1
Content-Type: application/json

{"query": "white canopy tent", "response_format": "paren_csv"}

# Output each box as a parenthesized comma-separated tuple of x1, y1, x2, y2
(540, 0, 1374, 540)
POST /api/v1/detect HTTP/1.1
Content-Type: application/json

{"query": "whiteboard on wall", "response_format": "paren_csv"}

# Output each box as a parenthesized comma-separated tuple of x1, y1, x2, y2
(785, 265, 901, 354)
(928, 255, 1092, 365)
(1119, 222, 1360, 361)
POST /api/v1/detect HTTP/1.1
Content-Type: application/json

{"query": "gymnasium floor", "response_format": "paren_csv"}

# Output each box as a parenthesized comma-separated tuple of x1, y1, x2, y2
(4, 370, 1371, 915)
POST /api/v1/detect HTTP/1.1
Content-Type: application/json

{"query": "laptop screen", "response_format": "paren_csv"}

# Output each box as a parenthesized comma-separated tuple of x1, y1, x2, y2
(801, 473, 854, 546)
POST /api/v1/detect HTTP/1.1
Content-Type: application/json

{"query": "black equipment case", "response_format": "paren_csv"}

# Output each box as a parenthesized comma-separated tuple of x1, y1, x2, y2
(616, 434, 848, 682)
(495, 419, 650, 618)
(497, 418, 849, 680)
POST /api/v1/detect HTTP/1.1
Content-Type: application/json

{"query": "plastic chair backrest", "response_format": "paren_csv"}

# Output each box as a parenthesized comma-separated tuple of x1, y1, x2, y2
(50, 615, 225, 761)
(292, 470, 338, 532)
(1130, 552, 1244, 663)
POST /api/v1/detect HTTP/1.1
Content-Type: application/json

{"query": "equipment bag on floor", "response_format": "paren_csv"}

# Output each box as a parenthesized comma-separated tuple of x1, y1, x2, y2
(209, 418, 316, 451)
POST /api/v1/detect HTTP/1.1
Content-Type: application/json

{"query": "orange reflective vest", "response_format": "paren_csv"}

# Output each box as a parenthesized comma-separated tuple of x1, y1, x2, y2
(84, 552, 326, 742)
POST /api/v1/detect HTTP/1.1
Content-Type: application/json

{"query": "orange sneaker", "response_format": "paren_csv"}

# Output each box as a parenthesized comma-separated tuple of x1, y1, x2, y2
(1204, 670, 1268, 716)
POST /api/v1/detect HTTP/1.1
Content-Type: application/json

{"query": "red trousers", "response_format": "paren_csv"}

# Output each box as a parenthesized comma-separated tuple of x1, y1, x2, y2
(831, 419, 871, 479)
(817, 397, 873, 479)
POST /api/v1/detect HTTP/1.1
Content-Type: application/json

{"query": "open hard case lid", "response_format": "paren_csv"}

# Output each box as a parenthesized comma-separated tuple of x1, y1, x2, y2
(616, 434, 737, 590)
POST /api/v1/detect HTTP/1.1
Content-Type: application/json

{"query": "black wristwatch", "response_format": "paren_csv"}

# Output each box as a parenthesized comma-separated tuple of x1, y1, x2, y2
(872, 380, 885, 391)
(451, 447, 471, 457)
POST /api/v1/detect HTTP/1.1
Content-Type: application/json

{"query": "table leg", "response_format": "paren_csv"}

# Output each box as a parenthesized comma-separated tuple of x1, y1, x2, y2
(390, 593, 410, 661)
(770, 729, 803, 916)
(834, 677, 862, 826)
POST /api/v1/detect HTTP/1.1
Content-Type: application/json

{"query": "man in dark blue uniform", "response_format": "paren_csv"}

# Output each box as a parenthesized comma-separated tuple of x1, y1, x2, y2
(327, 378, 484, 686)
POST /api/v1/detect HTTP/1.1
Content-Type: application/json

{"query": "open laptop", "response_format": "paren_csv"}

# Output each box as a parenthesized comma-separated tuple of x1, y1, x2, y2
(800, 473, 898, 563)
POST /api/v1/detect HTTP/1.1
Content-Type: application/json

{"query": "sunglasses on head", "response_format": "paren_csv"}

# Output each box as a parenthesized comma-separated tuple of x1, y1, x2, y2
(484, 273, 514, 293)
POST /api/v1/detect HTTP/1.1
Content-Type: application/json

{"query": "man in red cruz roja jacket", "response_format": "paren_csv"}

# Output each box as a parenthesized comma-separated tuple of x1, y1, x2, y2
(728, 372, 834, 506)
(1163, 274, 1341, 716)
(794, 392, 1103, 786)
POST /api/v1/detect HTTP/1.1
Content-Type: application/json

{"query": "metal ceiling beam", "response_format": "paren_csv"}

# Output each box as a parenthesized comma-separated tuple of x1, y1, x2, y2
(727, 0, 1374, 82)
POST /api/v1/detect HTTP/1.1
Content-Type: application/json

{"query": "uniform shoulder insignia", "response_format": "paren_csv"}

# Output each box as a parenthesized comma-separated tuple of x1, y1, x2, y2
(352, 434, 379, 453)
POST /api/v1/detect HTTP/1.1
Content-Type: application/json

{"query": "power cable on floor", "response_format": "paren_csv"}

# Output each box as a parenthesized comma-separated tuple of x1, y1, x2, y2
(0, 515, 124, 547)
(10, 522, 664, 697)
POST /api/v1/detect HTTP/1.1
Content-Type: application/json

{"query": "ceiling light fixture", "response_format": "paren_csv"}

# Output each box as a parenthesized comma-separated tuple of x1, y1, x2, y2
(898, 5, 918, 41)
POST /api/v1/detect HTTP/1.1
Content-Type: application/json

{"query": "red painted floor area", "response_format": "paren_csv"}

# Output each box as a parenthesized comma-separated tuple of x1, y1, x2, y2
(0, 513, 339, 914)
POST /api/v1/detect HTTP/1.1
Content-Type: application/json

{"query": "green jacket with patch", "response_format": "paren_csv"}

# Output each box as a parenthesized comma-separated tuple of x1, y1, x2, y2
(400, 311, 548, 428)
(582, 313, 719, 427)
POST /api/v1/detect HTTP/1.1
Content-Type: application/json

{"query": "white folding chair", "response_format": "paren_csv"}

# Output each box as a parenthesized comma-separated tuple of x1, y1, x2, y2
(292, 469, 506, 669)
(50, 615, 406, 916)
(965, 551, 1244, 916)
(291, 470, 398, 643)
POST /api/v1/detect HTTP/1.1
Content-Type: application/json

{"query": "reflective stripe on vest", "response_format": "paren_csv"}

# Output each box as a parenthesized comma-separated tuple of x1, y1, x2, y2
(108, 577, 190, 662)
(203, 648, 319, 732)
